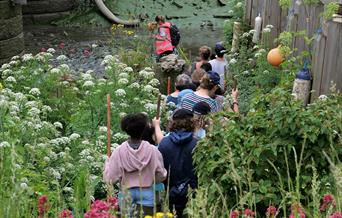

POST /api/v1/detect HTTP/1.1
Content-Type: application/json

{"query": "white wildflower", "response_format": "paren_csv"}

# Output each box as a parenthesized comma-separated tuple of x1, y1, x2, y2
(54, 122, 63, 129)
(9, 60, 18, 66)
(1, 63, 10, 69)
(254, 52, 262, 58)
(249, 29, 256, 35)
(119, 112, 127, 118)
(99, 126, 107, 132)
(229, 58, 237, 65)
(22, 54, 34, 62)
(29, 88, 40, 96)
(20, 183, 28, 189)
(81, 73, 93, 81)
(118, 78, 129, 85)
(0, 141, 10, 148)
(105, 66, 112, 71)
(129, 82, 140, 89)
(235, 2, 243, 8)
(5, 76, 16, 83)
(258, 49, 266, 53)
(148, 78, 160, 87)
(50, 68, 60, 74)
(28, 107, 40, 116)
(104, 55, 114, 62)
(85, 70, 94, 74)
(63, 187, 74, 193)
(43, 156, 50, 162)
(143, 85, 154, 93)
(319, 95, 328, 101)
(56, 55, 68, 62)
(118, 72, 129, 79)
(73, 87, 79, 92)
(11, 55, 20, 61)
(69, 133, 80, 140)
(91, 44, 98, 49)
(115, 89, 126, 97)
(144, 103, 157, 112)
(83, 80, 95, 88)
(266, 24, 274, 29)
(120, 103, 128, 108)
(123, 67, 134, 73)
(2, 69, 12, 76)
(242, 32, 250, 38)
(47, 48, 56, 53)
(59, 64, 70, 71)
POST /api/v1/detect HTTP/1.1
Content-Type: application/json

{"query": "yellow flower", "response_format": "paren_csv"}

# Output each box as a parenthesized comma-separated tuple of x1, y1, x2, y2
(155, 212, 173, 218)
(144, 216, 153, 218)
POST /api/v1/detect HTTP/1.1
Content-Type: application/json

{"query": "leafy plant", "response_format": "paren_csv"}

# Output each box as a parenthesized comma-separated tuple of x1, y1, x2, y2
(323, 2, 340, 20)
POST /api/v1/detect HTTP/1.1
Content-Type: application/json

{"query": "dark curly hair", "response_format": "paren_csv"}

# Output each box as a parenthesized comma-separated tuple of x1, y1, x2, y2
(168, 117, 195, 132)
(121, 113, 148, 140)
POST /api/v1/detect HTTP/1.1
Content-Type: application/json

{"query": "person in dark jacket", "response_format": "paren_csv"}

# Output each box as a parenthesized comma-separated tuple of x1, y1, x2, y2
(158, 109, 197, 218)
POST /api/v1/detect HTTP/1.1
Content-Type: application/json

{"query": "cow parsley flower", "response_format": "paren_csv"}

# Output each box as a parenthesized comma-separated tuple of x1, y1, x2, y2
(28, 107, 40, 116)
(50, 68, 60, 74)
(2, 69, 12, 76)
(9, 60, 17, 66)
(115, 89, 126, 97)
(265, 24, 274, 29)
(0, 141, 10, 148)
(123, 67, 133, 73)
(129, 82, 140, 89)
(118, 72, 129, 79)
(118, 78, 129, 85)
(69, 133, 80, 140)
(47, 48, 56, 53)
(143, 85, 154, 93)
(29, 88, 41, 96)
(99, 126, 107, 132)
(22, 54, 34, 62)
(83, 80, 95, 88)
(148, 79, 160, 87)
(1, 63, 10, 69)
(5, 76, 16, 83)
(229, 58, 237, 64)
(144, 103, 157, 112)
(20, 183, 28, 189)
(81, 73, 93, 81)
(56, 55, 68, 62)
(54, 122, 63, 129)
(11, 55, 20, 60)
(59, 64, 70, 71)
(262, 27, 271, 33)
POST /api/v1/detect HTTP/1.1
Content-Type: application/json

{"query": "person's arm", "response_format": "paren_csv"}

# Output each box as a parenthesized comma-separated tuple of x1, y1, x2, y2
(231, 88, 239, 113)
(152, 117, 164, 144)
(103, 150, 121, 184)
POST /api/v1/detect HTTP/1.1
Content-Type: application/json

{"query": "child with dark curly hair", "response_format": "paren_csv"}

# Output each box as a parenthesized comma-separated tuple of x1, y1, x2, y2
(103, 113, 167, 217)
(156, 109, 198, 218)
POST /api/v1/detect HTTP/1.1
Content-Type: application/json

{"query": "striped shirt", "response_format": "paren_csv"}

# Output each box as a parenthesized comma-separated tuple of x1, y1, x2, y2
(180, 92, 218, 112)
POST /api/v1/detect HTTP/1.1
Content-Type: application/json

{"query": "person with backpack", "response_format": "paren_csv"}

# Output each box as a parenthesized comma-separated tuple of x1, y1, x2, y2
(154, 15, 180, 62)
(157, 109, 198, 218)
(103, 113, 167, 217)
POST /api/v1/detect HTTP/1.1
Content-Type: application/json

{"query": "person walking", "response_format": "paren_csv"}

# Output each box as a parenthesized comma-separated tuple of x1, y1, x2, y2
(103, 113, 167, 217)
(158, 109, 198, 218)
(209, 42, 228, 89)
(154, 15, 174, 62)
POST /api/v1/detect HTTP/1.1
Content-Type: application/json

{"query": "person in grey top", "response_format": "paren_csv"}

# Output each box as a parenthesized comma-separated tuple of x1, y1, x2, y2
(209, 42, 228, 89)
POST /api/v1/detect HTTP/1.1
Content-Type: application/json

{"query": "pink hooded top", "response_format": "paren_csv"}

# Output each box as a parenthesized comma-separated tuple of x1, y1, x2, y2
(103, 140, 167, 188)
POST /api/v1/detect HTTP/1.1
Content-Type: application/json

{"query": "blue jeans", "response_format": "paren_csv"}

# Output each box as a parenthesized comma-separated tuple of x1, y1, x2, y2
(119, 187, 154, 208)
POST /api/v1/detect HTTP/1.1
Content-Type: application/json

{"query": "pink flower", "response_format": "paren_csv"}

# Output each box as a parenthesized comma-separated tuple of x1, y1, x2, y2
(289, 204, 305, 218)
(83, 49, 91, 56)
(59, 209, 73, 218)
(84, 200, 117, 218)
(40, 48, 47, 52)
(59, 42, 66, 49)
(38, 195, 49, 218)
(266, 205, 278, 217)
(330, 212, 342, 218)
(107, 197, 119, 210)
(243, 209, 255, 218)
(230, 209, 239, 218)
(320, 194, 337, 212)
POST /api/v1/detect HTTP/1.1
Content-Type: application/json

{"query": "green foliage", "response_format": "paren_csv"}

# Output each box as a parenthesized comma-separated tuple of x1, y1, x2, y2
(323, 2, 340, 20)
(193, 89, 342, 217)
(279, 0, 292, 9)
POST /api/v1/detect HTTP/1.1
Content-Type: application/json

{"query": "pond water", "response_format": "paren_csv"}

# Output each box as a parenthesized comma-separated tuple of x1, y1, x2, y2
(24, 25, 224, 75)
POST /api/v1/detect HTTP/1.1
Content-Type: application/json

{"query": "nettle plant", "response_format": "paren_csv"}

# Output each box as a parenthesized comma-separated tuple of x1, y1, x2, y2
(193, 88, 342, 217)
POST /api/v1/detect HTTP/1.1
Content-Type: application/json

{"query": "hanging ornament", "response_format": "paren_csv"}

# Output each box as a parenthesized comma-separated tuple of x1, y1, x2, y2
(252, 13, 262, 43)
(267, 46, 284, 67)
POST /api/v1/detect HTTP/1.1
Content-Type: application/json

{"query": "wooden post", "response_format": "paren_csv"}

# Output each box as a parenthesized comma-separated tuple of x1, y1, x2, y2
(106, 94, 111, 157)
(156, 94, 161, 119)
(231, 22, 241, 53)
(167, 77, 171, 95)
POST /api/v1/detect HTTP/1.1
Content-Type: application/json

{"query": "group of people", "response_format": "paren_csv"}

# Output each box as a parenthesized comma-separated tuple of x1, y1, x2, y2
(104, 16, 239, 218)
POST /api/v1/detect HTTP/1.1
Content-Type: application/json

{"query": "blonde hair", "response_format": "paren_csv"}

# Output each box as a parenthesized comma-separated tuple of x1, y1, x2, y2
(199, 73, 216, 90)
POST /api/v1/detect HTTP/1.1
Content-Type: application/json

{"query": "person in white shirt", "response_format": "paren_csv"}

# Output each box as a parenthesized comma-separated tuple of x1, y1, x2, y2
(209, 42, 228, 89)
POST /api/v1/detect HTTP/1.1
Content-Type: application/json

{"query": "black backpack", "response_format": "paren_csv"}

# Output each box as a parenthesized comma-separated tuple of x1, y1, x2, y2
(168, 23, 181, 46)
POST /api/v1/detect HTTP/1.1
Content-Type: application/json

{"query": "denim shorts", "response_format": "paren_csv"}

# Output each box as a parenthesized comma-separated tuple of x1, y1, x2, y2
(119, 187, 154, 207)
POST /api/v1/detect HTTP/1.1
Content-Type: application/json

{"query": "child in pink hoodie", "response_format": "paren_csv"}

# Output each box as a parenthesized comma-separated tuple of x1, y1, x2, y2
(103, 113, 167, 216)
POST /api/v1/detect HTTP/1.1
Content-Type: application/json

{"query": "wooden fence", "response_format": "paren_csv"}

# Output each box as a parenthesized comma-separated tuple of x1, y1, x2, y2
(244, 0, 342, 100)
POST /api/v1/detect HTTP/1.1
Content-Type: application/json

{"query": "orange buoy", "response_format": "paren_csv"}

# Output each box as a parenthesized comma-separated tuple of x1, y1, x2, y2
(267, 46, 284, 67)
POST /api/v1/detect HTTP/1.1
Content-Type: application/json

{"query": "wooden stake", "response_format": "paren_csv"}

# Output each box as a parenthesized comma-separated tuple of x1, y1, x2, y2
(167, 77, 171, 95)
(106, 94, 111, 157)
(156, 94, 161, 119)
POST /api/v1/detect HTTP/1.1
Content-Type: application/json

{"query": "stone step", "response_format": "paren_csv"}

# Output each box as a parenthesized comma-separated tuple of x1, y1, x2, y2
(0, 33, 24, 61)
(0, 14, 23, 40)
(22, 0, 76, 14)
(0, 0, 22, 19)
